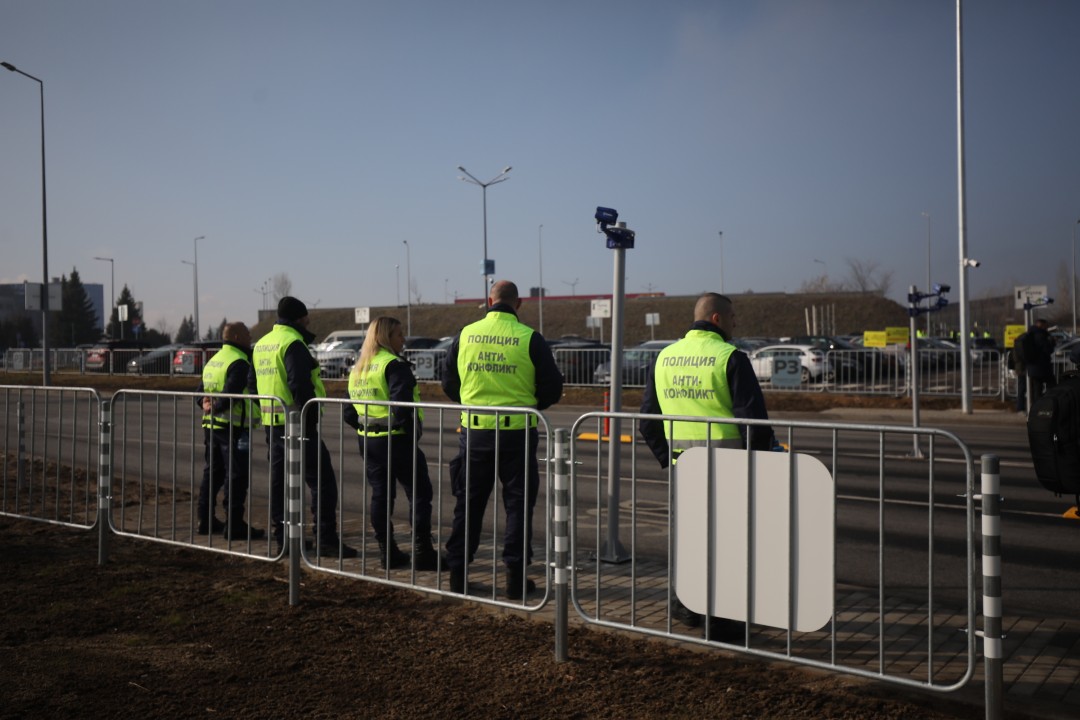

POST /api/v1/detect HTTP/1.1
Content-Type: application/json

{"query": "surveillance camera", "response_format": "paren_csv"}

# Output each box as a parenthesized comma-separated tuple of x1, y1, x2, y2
(963, 258, 981, 268)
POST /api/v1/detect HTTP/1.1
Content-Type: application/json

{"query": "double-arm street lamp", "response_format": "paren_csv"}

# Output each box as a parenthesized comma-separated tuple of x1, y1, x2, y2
(458, 165, 511, 305)
(2, 61, 50, 385)
(93, 256, 115, 338)
(181, 235, 204, 339)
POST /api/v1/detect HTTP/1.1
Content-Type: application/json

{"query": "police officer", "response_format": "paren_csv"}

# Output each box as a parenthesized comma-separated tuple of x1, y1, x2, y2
(253, 296, 357, 558)
(639, 292, 775, 637)
(441, 280, 563, 598)
(345, 316, 438, 570)
(640, 292, 776, 464)
(195, 321, 264, 540)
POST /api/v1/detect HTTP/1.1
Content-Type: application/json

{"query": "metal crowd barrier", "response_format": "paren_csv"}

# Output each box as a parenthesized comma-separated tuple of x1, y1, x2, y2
(0, 385, 101, 528)
(298, 397, 552, 612)
(107, 389, 284, 562)
(0, 385, 1007, 716)
(567, 409, 982, 699)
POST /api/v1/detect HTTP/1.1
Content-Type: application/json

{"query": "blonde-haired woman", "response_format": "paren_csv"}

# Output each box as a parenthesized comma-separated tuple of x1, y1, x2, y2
(345, 316, 437, 570)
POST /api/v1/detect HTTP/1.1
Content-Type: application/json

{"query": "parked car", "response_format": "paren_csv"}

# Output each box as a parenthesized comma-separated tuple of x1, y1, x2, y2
(85, 340, 150, 373)
(592, 340, 676, 387)
(318, 338, 365, 379)
(312, 330, 366, 360)
(404, 336, 441, 350)
(787, 335, 880, 379)
(749, 344, 829, 384)
(127, 344, 184, 375)
(548, 335, 610, 385)
(172, 341, 224, 375)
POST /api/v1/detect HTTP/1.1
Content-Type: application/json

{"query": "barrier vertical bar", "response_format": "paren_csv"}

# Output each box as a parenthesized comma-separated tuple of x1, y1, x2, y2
(16, 400, 26, 492)
(97, 399, 111, 566)
(552, 428, 570, 662)
(979, 454, 1003, 720)
(288, 410, 302, 606)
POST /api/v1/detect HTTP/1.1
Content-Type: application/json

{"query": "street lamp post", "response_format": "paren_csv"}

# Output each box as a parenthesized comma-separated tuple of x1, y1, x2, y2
(538, 224, 544, 335)
(395, 264, 400, 307)
(182, 236, 204, 340)
(718, 231, 723, 295)
(2, 61, 50, 385)
(1073, 219, 1078, 336)
(922, 212, 932, 337)
(402, 240, 412, 336)
(458, 165, 511, 304)
(93, 256, 115, 338)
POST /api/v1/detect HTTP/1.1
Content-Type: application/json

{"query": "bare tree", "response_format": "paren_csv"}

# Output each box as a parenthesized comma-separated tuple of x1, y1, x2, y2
(798, 274, 844, 293)
(844, 258, 893, 296)
(271, 273, 293, 302)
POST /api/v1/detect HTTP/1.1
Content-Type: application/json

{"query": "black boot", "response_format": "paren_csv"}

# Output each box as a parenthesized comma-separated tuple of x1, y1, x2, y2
(223, 513, 265, 541)
(412, 534, 439, 571)
(505, 564, 536, 600)
(377, 537, 410, 569)
(197, 515, 225, 536)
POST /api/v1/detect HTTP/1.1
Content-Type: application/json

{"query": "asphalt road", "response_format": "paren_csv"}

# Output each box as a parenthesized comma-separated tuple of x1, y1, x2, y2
(3, 390, 1075, 622)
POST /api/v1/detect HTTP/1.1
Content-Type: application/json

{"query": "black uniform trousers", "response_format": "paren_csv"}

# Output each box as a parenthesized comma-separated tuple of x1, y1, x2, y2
(266, 424, 340, 543)
(445, 427, 539, 570)
(356, 433, 434, 542)
(197, 426, 250, 523)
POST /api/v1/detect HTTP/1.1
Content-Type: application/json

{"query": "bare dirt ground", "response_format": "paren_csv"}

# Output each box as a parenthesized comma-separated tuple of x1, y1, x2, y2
(0, 516, 998, 720)
(1, 373, 1018, 718)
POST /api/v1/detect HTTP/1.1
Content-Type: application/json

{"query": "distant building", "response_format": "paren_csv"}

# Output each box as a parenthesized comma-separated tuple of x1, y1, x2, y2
(0, 281, 105, 346)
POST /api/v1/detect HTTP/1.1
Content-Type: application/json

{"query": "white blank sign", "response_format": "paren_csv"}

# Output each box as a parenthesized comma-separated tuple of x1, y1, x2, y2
(674, 447, 834, 632)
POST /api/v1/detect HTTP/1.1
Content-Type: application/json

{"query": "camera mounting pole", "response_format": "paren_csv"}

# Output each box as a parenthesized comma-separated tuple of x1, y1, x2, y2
(595, 207, 634, 563)
(907, 283, 951, 458)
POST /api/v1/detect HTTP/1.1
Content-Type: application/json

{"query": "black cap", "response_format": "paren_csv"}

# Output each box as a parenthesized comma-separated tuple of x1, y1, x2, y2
(277, 296, 308, 322)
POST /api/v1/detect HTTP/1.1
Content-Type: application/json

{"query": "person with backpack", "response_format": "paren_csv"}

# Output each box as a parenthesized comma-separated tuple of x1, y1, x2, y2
(1027, 344, 1080, 511)
(1023, 319, 1057, 405)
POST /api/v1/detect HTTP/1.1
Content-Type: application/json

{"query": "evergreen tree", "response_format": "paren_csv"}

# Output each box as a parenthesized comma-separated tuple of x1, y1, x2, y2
(52, 268, 101, 346)
(109, 285, 144, 341)
(175, 315, 196, 343)
(215, 317, 228, 340)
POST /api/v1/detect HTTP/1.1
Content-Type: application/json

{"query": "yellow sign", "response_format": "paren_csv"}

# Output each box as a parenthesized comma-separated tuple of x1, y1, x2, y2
(1004, 324, 1025, 348)
(863, 331, 888, 348)
(885, 327, 910, 345)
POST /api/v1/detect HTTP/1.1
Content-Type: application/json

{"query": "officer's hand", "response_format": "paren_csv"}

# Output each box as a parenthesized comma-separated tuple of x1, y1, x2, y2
(201, 397, 212, 413)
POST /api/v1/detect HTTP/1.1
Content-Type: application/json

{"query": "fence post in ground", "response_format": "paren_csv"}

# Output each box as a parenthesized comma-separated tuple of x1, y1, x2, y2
(552, 428, 570, 662)
(979, 454, 1003, 720)
(97, 399, 112, 566)
(287, 410, 302, 606)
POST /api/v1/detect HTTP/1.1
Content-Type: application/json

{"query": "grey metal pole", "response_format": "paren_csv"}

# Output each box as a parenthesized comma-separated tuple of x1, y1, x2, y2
(956, 0, 973, 414)
(601, 236, 629, 563)
(718, 230, 724, 295)
(193, 236, 203, 339)
(287, 410, 302, 605)
(1073, 220, 1078, 336)
(923, 212, 932, 338)
(552, 428, 570, 662)
(1, 62, 49, 385)
(909, 288, 923, 459)
(403, 240, 412, 335)
(538, 224, 544, 336)
(979, 454, 1004, 720)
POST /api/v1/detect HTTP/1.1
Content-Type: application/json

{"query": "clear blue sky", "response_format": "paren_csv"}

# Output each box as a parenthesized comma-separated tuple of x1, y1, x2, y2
(2, 1, 1078, 337)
